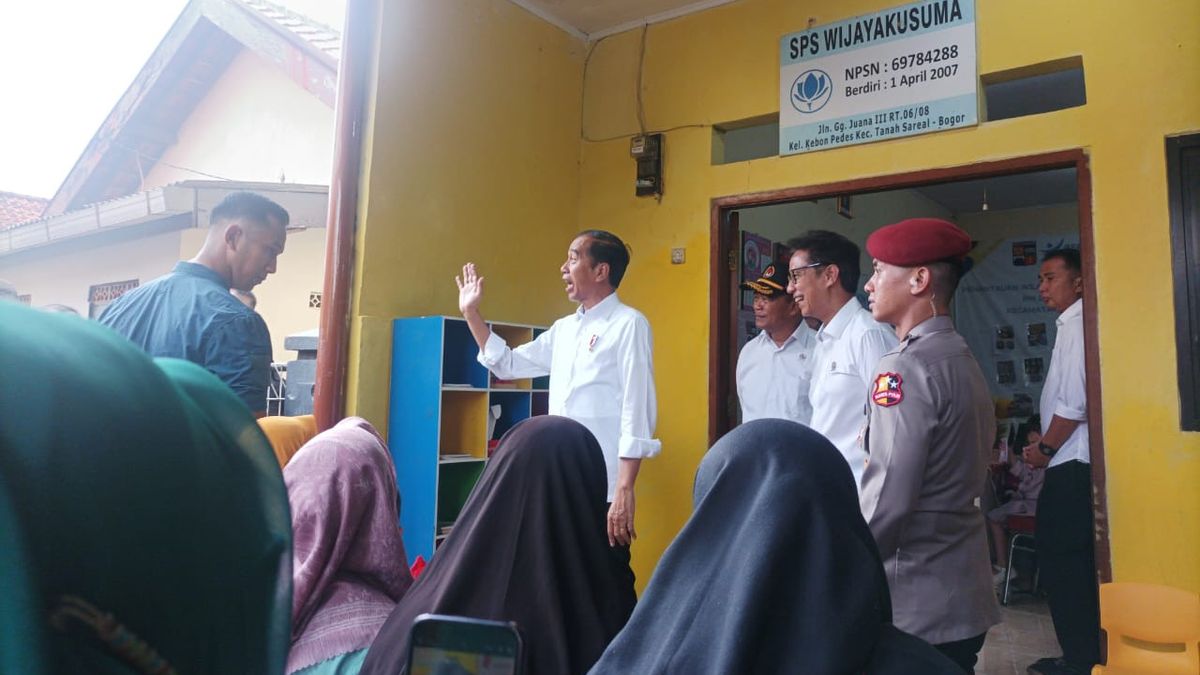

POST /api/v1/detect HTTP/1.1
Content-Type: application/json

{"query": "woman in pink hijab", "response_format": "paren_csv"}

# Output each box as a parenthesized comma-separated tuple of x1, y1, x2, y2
(285, 417, 413, 674)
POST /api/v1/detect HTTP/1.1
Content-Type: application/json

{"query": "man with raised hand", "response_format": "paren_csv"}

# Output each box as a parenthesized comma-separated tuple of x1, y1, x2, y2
(456, 229, 660, 561)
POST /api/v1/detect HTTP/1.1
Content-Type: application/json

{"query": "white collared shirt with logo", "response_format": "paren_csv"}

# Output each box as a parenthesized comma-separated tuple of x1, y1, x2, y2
(478, 293, 661, 500)
(736, 322, 817, 425)
(1040, 298, 1089, 467)
(809, 297, 899, 488)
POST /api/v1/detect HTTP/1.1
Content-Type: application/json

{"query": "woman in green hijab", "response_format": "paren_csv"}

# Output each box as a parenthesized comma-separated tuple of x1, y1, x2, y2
(0, 302, 292, 674)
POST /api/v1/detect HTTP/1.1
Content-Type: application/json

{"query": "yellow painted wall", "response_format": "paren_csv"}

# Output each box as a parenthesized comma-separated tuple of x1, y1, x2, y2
(346, 0, 586, 435)
(576, 0, 1200, 589)
(355, 0, 1200, 591)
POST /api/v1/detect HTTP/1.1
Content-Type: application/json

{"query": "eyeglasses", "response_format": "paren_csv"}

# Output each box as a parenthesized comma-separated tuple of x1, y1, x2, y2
(788, 262, 826, 284)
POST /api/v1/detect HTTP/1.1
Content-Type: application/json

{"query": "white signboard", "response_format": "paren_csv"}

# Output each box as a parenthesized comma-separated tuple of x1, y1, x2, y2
(779, 0, 977, 155)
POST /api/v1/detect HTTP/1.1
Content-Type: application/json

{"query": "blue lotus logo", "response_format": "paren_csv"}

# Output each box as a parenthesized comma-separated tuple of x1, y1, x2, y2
(791, 69, 832, 113)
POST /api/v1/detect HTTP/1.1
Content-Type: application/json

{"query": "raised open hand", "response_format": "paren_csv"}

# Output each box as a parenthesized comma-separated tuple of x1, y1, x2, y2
(455, 263, 485, 315)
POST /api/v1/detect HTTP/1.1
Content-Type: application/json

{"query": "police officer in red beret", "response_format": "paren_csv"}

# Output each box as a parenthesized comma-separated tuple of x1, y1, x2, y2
(859, 218, 1001, 672)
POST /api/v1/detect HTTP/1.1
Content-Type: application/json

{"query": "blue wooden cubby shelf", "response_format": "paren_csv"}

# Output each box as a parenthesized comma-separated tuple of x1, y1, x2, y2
(389, 316, 549, 562)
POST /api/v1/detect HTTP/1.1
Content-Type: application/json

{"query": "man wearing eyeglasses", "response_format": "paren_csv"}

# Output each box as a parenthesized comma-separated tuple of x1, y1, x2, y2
(786, 230, 897, 488)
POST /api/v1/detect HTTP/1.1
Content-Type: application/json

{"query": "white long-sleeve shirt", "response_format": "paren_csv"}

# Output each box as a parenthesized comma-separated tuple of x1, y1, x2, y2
(477, 293, 661, 499)
(809, 297, 898, 488)
(736, 322, 817, 425)
(1041, 298, 1089, 467)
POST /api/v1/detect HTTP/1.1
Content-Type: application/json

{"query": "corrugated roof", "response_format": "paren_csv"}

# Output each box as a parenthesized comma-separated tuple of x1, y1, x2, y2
(2, 180, 329, 258)
(0, 192, 49, 230)
(240, 0, 341, 62)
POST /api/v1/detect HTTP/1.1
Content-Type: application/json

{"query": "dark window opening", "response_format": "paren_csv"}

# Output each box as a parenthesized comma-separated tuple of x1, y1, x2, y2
(982, 56, 1086, 122)
(1167, 133, 1200, 431)
(712, 115, 779, 165)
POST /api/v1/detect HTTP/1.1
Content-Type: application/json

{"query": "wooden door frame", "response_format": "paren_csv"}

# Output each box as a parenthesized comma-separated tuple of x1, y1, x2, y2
(708, 148, 1111, 582)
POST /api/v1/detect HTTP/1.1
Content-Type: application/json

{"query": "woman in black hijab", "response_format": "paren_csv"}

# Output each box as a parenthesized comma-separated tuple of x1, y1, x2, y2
(360, 415, 636, 675)
(589, 419, 960, 675)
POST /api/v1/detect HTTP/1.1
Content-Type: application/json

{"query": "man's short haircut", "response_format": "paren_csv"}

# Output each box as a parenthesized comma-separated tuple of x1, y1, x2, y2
(210, 192, 289, 230)
(786, 230, 861, 295)
(1043, 248, 1082, 276)
(578, 229, 631, 289)
(927, 261, 963, 302)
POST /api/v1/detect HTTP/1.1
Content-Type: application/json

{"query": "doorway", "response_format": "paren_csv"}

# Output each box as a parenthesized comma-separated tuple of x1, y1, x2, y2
(707, 149, 1110, 581)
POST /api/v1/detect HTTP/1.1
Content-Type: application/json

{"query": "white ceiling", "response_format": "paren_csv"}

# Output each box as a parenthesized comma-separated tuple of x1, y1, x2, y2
(508, 0, 737, 40)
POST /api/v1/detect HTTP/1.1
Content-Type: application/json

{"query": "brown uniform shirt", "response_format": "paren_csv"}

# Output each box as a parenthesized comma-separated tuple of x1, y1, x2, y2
(859, 315, 1001, 644)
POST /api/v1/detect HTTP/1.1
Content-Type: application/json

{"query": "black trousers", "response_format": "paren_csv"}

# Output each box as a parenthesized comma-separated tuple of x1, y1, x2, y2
(933, 632, 986, 673)
(1036, 461, 1101, 668)
(610, 540, 632, 568)
(606, 503, 636, 588)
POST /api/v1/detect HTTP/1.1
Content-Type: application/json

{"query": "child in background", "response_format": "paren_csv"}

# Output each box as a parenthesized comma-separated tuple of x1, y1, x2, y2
(989, 416, 1046, 585)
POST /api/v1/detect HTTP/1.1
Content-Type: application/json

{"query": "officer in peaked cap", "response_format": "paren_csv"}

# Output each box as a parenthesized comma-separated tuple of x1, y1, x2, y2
(858, 218, 1000, 671)
(736, 263, 817, 425)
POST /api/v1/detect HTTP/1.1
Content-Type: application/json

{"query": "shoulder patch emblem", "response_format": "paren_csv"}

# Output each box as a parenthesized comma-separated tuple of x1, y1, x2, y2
(872, 372, 904, 407)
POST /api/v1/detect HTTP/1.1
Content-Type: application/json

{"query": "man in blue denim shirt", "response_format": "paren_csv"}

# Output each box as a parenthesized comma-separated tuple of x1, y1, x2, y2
(100, 192, 289, 416)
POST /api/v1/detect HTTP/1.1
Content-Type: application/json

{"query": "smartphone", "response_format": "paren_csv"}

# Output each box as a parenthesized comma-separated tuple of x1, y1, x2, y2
(407, 613, 522, 675)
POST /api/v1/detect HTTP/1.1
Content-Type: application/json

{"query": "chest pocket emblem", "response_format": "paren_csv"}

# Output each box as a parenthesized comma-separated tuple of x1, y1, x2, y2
(871, 372, 904, 407)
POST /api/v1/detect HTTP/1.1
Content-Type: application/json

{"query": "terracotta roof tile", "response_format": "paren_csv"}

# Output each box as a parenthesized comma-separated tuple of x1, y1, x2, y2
(0, 192, 48, 230)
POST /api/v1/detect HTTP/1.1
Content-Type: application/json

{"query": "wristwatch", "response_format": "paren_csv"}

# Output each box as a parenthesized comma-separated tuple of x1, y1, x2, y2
(1038, 442, 1058, 457)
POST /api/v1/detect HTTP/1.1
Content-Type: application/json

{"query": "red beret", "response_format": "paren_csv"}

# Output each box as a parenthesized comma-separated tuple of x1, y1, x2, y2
(866, 218, 971, 266)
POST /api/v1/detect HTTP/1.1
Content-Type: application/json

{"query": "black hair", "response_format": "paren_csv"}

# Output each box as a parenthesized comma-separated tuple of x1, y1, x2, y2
(210, 192, 289, 229)
(786, 230, 860, 295)
(928, 260, 964, 302)
(577, 230, 631, 289)
(1016, 415, 1042, 444)
(1043, 248, 1082, 275)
